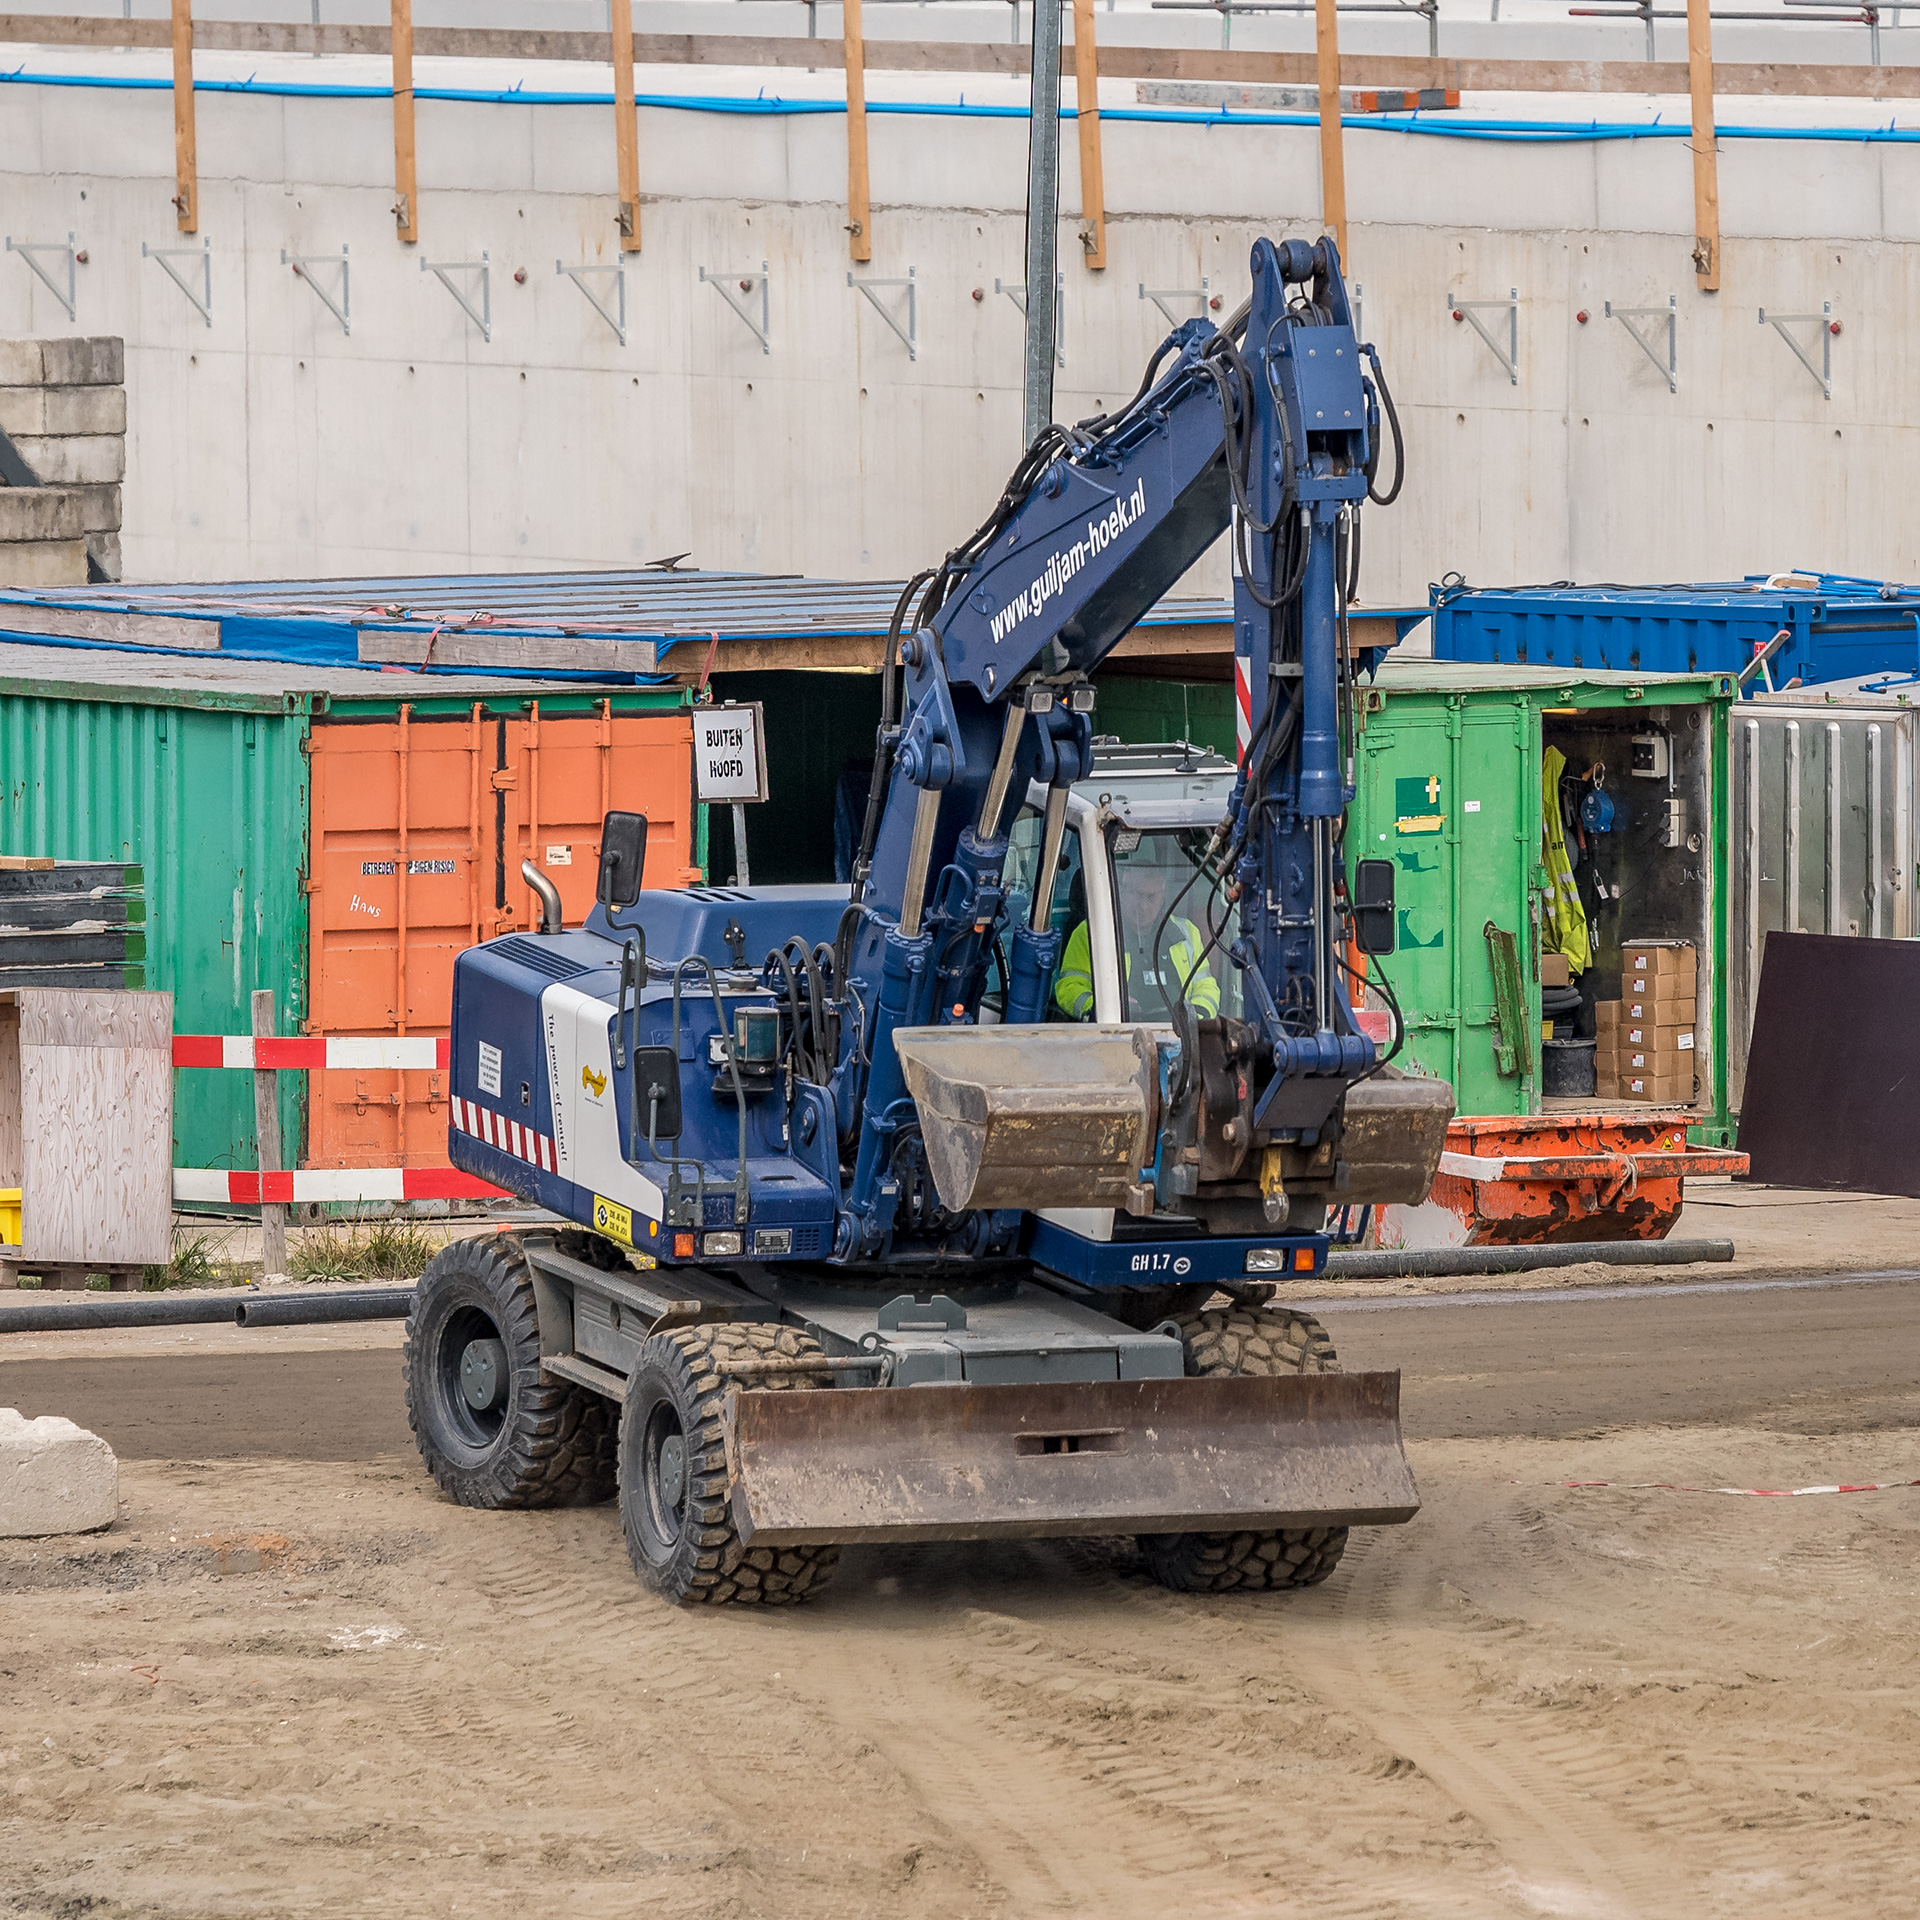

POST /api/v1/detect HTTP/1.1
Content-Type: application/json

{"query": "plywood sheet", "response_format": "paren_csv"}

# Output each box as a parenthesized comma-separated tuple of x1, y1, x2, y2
(11, 988, 174, 1051)
(1737, 932, 1920, 1197)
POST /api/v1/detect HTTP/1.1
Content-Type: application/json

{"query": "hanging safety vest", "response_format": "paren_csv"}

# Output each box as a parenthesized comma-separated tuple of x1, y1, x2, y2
(1541, 745, 1592, 975)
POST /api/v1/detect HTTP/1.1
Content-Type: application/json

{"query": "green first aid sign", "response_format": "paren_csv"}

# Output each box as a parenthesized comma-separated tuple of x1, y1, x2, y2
(1395, 773, 1445, 835)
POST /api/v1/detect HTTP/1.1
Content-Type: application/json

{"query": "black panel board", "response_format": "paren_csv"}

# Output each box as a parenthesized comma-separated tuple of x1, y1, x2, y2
(1737, 930, 1920, 1195)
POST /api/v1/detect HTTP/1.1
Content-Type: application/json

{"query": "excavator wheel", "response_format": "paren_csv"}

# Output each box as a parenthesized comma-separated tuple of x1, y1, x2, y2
(405, 1232, 617, 1510)
(1138, 1305, 1351, 1594)
(619, 1323, 842, 1607)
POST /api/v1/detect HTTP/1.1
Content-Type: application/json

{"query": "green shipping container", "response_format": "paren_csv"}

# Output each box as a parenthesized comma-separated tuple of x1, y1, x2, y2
(1349, 661, 1737, 1142)
(0, 649, 689, 1177)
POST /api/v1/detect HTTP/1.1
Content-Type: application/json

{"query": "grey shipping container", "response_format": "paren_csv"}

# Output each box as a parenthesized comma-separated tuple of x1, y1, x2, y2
(1731, 684, 1919, 1108)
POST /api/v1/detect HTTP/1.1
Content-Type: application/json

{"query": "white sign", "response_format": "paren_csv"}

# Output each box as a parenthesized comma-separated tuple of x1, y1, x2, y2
(477, 1041, 502, 1098)
(693, 702, 768, 804)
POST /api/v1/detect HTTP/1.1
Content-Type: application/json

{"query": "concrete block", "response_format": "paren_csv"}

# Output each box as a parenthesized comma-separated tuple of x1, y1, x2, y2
(67, 481, 123, 534)
(10, 434, 125, 485)
(0, 537, 89, 588)
(0, 387, 47, 435)
(0, 1408, 118, 1537)
(0, 487, 83, 541)
(44, 386, 128, 435)
(85, 530, 121, 581)
(39, 336, 124, 388)
(0, 341, 45, 386)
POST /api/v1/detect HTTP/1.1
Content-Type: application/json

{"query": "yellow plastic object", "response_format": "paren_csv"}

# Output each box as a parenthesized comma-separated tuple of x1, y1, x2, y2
(0, 1187, 20, 1247)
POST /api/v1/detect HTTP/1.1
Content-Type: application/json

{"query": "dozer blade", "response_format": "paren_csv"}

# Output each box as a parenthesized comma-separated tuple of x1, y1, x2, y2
(1338, 1065, 1457, 1206)
(726, 1370, 1418, 1547)
(894, 1023, 1159, 1211)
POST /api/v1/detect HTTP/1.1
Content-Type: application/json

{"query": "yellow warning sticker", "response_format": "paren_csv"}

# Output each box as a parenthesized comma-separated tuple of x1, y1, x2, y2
(591, 1194, 632, 1245)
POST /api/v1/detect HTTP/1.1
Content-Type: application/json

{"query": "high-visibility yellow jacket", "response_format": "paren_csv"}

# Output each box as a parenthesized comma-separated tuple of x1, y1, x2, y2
(1054, 916, 1221, 1019)
(1541, 745, 1591, 975)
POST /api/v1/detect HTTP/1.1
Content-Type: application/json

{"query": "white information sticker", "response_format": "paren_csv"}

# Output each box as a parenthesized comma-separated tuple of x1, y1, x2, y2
(693, 702, 768, 804)
(545, 844, 572, 866)
(477, 1041, 503, 1097)
(1464, 800, 1482, 814)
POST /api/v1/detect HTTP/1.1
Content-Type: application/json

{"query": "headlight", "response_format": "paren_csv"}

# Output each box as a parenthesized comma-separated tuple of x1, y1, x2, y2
(1244, 1248, 1289, 1273)
(703, 1231, 743, 1257)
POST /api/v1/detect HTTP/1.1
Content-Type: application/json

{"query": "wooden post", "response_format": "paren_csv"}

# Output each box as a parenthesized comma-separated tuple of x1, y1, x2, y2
(1313, 0, 1347, 261)
(612, 0, 641, 251)
(1686, 0, 1720, 291)
(1071, 0, 1106, 271)
(252, 989, 287, 1282)
(170, 0, 196, 233)
(391, 0, 418, 242)
(844, 0, 872, 262)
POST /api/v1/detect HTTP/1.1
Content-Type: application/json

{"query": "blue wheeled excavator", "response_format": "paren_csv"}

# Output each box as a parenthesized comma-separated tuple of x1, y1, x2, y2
(404, 236, 1456, 1605)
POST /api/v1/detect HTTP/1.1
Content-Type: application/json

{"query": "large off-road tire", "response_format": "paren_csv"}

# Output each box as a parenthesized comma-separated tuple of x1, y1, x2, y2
(619, 1322, 842, 1607)
(1102, 1282, 1216, 1331)
(405, 1233, 617, 1509)
(1139, 1305, 1350, 1594)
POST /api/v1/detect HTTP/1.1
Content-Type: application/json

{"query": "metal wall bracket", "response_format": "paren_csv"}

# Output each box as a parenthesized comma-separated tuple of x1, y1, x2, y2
(1605, 294, 1676, 393)
(558, 260, 626, 345)
(1451, 286, 1518, 385)
(700, 263, 771, 354)
(848, 267, 917, 361)
(422, 251, 491, 342)
(281, 245, 350, 335)
(1759, 301, 1834, 400)
(4, 234, 77, 322)
(142, 237, 212, 328)
(1138, 276, 1209, 329)
(994, 275, 1065, 368)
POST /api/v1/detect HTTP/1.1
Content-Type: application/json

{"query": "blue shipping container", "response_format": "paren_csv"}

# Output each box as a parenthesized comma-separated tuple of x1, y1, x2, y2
(1428, 573, 1920, 694)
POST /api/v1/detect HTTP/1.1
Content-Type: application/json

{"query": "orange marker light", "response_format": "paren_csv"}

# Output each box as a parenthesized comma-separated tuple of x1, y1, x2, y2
(673, 1232, 696, 1259)
(1293, 1247, 1316, 1272)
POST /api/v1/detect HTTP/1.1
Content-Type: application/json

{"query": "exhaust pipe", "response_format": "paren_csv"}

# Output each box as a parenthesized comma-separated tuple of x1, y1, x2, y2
(521, 860, 563, 934)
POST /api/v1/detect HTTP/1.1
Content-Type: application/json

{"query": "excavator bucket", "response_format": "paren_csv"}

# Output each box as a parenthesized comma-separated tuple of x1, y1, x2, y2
(894, 1024, 1160, 1211)
(725, 1369, 1418, 1547)
(1337, 1066, 1458, 1205)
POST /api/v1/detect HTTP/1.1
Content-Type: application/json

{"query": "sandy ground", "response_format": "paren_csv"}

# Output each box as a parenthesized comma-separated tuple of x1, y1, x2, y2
(4, 1278, 1919, 1919)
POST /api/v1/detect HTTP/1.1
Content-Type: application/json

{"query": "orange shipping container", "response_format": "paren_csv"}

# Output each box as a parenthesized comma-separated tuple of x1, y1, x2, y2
(305, 698, 697, 1169)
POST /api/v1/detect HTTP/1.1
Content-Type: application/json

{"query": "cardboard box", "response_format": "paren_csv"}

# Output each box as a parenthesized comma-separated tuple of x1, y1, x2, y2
(1540, 952, 1571, 989)
(1617, 1070, 1693, 1104)
(1624, 979, 1695, 1018)
(1620, 1023, 1694, 1053)
(1622, 939, 1696, 982)
(1594, 998, 1621, 1030)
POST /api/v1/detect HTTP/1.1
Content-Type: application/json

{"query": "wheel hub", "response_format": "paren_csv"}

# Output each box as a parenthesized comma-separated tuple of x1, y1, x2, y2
(657, 1432, 686, 1507)
(459, 1337, 509, 1411)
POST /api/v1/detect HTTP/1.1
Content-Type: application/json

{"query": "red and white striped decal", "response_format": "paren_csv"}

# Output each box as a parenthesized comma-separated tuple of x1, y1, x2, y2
(174, 1167, 507, 1204)
(450, 1096, 556, 1174)
(1235, 651, 1253, 767)
(173, 1035, 451, 1071)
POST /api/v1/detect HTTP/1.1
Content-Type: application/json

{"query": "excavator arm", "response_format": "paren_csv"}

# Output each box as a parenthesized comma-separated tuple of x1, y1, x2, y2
(839, 237, 1447, 1253)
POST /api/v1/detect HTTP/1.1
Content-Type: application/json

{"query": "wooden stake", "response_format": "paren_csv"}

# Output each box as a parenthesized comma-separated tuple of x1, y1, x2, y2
(251, 990, 287, 1282)
(844, 0, 872, 262)
(391, 0, 417, 242)
(1071, 0, 1106, 271)
(612, 0, 641, 252)
(1686, 0, 1720, 291)
(170, 0, 196, 233)
(1313, 0, 1347, 261)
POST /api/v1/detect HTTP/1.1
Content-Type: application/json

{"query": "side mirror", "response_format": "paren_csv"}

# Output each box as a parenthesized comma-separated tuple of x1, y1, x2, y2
(597, 811, 649, 910)
(1352, 858, 1396, 956)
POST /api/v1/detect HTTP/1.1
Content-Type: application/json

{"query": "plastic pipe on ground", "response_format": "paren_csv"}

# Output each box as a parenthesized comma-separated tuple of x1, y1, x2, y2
(0, 1287, 415, 1335)
(1325, 1238, 1735, 1280)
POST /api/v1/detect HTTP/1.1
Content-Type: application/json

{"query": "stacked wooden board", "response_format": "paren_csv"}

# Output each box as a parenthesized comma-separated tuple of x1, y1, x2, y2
(0, 858, 146, 990)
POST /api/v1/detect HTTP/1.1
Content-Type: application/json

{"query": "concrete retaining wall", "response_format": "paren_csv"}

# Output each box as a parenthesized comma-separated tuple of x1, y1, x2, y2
(0, 334, 126, 584)
(2, 59, 1916, 597)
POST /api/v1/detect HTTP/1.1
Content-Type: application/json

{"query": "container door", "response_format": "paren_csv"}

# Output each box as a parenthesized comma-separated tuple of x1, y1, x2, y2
(306, 703, 697, 1169)
(509, 704, 699, 930)
(1355, 695, 1533, 1118)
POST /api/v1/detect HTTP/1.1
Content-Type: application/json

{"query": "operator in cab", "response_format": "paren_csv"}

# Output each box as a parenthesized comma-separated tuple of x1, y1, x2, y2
(1055, 860, 1222, 1022)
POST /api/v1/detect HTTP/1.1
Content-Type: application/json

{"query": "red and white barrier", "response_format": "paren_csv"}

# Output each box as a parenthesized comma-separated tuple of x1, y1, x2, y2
(1557, 1478, 1920, 1499)
(174, 1168, 507, 1205)
(173, 1035, 450, 1070)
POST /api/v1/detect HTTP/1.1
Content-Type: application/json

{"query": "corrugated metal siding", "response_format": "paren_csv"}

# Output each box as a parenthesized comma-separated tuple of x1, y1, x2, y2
(0, 689, 308, 1173)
